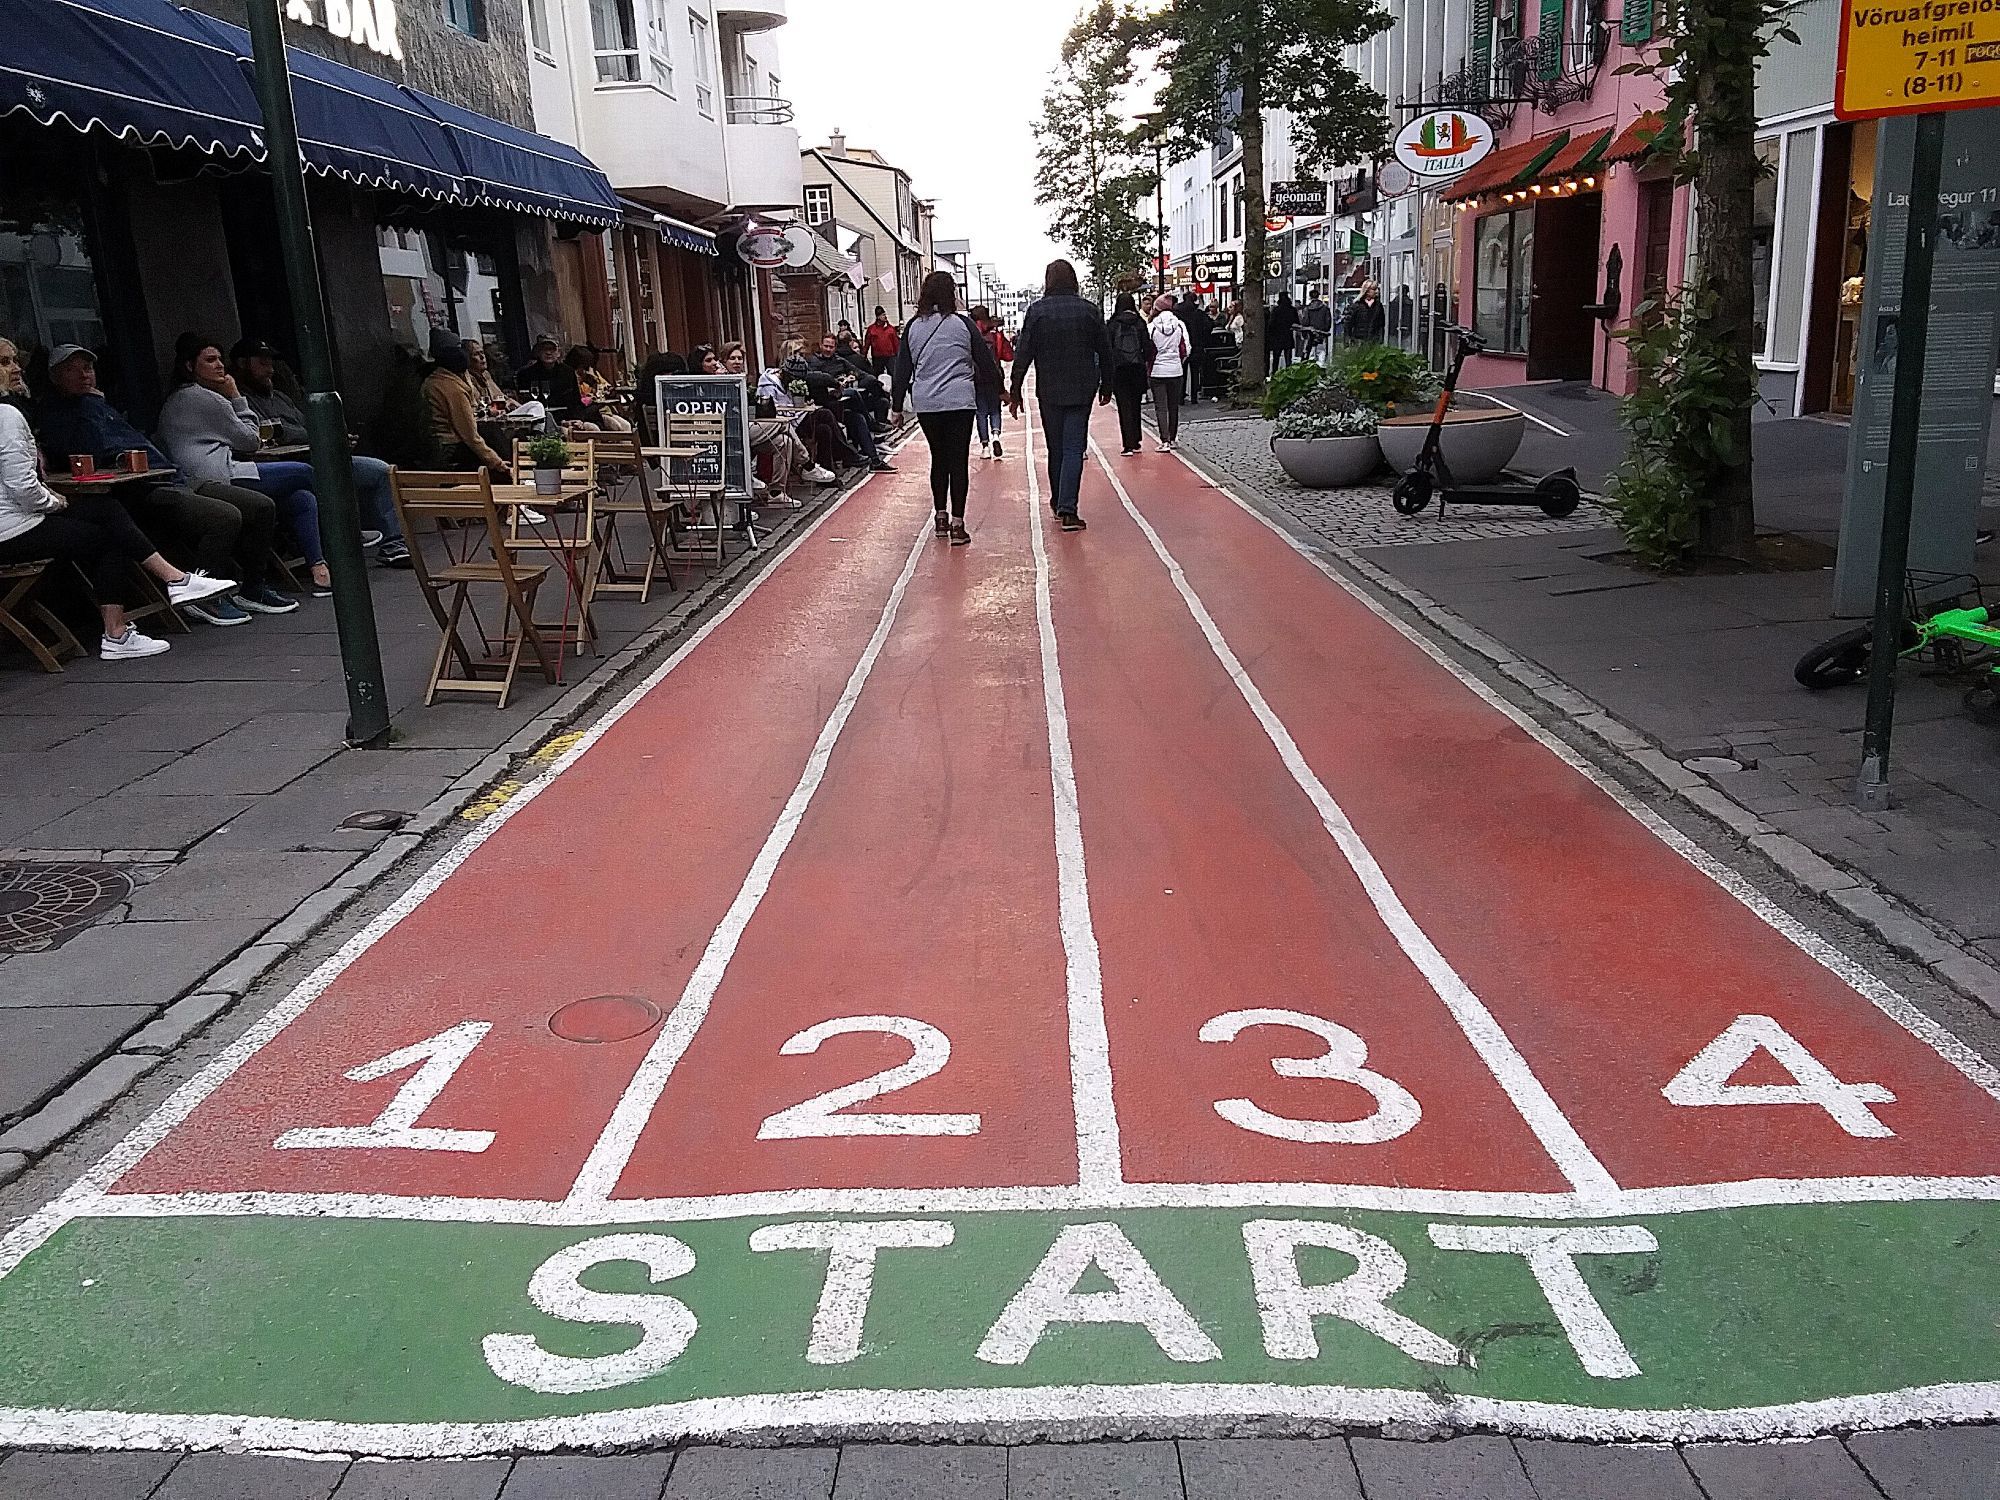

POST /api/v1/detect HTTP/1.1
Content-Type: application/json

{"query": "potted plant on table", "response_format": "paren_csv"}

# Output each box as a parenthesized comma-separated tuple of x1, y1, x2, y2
(525, 435, 572, 498)
(1271, 385, 1383, 488)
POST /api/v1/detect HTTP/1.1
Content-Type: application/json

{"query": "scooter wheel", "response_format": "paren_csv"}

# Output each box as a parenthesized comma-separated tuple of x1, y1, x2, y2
(1966, 683, 2000, 726)
(1794, 626, 1873, 689)
(1392, 472, 1434, 515)
(1537, 473, 1582, 518)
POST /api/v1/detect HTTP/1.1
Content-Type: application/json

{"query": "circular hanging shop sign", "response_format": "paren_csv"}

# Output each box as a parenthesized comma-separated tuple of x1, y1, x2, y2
(736, 227, 790, 269)
(1392, 110, 1494, 181)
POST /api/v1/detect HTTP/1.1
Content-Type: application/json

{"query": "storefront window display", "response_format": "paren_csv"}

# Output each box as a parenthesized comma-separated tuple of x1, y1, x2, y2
(379, 225, 505, 354)
(1474, 207, 1534, 354)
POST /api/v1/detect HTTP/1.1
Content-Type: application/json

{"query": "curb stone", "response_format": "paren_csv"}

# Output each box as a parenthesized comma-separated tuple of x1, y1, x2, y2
(1172, 442, 2000, 1025)
(0, 482, 863, 1172)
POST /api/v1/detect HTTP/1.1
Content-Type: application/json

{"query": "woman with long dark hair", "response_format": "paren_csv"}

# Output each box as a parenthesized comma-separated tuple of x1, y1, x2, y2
(891, 269, 1000, 545)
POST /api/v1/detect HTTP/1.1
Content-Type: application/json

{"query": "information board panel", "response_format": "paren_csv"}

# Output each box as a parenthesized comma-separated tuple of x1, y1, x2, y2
(652, 374, 754, 500)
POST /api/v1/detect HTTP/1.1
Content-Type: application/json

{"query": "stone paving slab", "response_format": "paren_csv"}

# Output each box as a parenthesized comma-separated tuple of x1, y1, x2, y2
(509, 1453, 678, 1498)
(1006, 1441, 1185, 1499)
(1512, 1439, 1703, 1498)
(151, 1451, 347, 1500)
(1680, 1438, 1885, 1498)
(661, 1448, 834, 1499)
(1177, 1439, 1362, 1499)
(1349, 1435, 1536, 1499)
(0, 1005, 152, 1120)
(0, 916, 269, 1009)
(1848, 1424, 2000, 1498)
(832, 1444, 1009, 1500)
(334, 1458, 516, 1500)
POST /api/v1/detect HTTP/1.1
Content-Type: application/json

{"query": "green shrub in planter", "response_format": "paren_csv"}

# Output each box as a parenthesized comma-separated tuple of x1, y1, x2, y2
(1274, 385, 1378, 439)
(1259, 360, 1326, 419)
(1326, 341, 1441, 412)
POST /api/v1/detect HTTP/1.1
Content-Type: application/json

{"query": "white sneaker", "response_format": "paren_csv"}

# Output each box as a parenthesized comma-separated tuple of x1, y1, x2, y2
(520, 507, 550, 525)
(101, 627, 170, 661)
(165, 569, 237, 607)
(804, 464, 837, 484)
(360, 530, 385, 548)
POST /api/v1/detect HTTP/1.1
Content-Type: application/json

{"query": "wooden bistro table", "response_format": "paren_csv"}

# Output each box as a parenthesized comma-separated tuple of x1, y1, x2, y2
(488, 480, 603, 678)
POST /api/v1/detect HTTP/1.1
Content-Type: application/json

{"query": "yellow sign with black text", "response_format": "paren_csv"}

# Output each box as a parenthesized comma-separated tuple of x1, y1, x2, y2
(1837, 0, 2000, 118)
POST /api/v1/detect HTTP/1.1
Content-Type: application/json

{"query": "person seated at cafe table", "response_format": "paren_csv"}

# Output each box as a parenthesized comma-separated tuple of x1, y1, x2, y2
(462, 339, 512, 417)
(424, 336, 510, 476)
(754, 347, 865, 474)
(33, 344, 280, 627)
(158, 334, 328, 598)
(565, 345, 630, 432)
(514, 334, 590, 426)
(0, 336, 235, 659)
(230, 337, 412, 570)
(722, 342, 834, 504)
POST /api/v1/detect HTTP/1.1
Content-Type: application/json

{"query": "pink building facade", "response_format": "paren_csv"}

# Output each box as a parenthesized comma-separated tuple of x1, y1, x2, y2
(1439, 1, 1690, 393)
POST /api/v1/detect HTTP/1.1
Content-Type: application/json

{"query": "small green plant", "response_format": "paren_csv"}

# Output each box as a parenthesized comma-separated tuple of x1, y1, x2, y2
(1260, 360, 1325, 419)
(526, 435, 573, 469)
(1274, 384, 1377, 439)
(1325, 341, 1440, 411)
(1606, 292, 1734, 571)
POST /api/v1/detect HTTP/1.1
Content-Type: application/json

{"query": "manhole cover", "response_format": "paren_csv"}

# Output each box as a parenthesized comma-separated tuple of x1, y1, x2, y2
(548, 995, 663, 1043)
(341, 809, 411, 831)
(0, 863, 135, 951)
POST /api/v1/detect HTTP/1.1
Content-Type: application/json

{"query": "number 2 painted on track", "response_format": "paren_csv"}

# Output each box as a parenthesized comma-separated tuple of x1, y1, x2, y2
(276, 1020, 496, 1153)
(758, 1015, 981, 1139)
(1199, 1009, 1421, 1144)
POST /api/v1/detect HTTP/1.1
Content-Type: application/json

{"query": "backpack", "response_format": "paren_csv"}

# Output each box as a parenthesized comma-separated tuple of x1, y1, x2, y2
(1109, 315, 1150, 371)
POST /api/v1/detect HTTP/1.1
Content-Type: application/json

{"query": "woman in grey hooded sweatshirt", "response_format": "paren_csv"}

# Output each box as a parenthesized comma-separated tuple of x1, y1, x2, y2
(891, 270, 1001, 546)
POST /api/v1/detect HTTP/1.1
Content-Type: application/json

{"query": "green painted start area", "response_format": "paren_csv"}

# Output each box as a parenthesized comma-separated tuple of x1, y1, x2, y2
(1, 1201, 1996, 1448)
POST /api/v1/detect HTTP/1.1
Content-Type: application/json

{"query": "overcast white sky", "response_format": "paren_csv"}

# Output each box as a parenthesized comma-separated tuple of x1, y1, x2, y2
(781, 0, 1093, 292)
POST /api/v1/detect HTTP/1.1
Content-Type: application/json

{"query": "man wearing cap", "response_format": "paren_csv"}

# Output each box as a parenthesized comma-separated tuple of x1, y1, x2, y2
(231, 338, 411, 569)
(513, 335, 586, 424)
(34, 345, 279, 627)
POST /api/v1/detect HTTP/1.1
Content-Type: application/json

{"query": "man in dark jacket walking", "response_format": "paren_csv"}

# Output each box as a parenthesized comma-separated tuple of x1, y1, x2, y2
(1266, 293, 1300, 375)
(1007, 259, 1112, 531)
(1177, 293, 1215, 404)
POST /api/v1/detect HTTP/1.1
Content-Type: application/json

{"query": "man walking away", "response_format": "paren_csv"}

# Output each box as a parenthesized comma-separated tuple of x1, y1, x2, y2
(1146, 294, 1189, 452)
(1302, 291, 1334, 360)
(864, 307, 900, 379)
(970, 307, 1013, 457)
(1008, 259, 1111, 532)
(1343, 279, 1386, 344)
(1267, 293, 1299, 376)
(1106, 293, 1151, 456)
(1177, 293, 1214, 404)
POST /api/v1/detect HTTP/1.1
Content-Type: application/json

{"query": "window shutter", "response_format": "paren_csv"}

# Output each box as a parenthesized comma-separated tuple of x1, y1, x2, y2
(1621, 0, 1655, 43)
(1471, 0, 1494, 88)
(1538, 0, 1565, 76)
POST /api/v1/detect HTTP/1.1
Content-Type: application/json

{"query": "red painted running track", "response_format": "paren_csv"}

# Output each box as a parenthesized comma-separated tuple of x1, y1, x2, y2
(113, 408, 2000, 1206)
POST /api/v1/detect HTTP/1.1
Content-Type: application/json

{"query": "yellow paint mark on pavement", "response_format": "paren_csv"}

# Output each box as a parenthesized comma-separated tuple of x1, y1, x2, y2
(459, 733, 588, 822)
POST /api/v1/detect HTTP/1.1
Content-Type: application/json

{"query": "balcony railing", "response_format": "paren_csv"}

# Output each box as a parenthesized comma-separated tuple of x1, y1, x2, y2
(725, 94, 795, 125)
(1428, 27, 1609, 120)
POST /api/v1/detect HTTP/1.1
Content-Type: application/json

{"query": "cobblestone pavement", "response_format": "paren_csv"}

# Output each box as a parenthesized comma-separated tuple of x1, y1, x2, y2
(1172, 415, 1605, 548)
(3, 1429, 1995, 1498)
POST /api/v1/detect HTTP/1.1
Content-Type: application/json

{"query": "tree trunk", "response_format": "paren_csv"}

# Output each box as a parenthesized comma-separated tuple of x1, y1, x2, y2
(1239, 67, 1267, 396)
(1689, 4, 1759, 562)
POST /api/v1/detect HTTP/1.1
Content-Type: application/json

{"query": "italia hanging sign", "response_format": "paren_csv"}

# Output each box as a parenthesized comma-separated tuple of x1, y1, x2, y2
(1392, 110, 1493, 181)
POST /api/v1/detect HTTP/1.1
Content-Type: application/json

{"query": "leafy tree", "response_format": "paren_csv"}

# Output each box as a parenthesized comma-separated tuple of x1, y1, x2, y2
(1615, 0, 1800, 563)
(1033, 3, 1158, 306)
(1137, 0, 1391, 392)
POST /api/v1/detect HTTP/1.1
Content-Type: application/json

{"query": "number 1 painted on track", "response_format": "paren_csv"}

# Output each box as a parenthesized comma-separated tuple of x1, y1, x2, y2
(276, 1021, 497, 1153)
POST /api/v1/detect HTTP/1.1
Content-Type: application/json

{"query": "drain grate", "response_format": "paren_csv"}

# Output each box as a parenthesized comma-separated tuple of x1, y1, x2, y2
(0, 862, 135, 952)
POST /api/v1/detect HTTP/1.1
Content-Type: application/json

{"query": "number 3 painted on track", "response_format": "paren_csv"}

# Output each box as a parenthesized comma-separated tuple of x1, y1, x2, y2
(758, 1015, 982, 1139)
(1199, 1009, 1421, 1144)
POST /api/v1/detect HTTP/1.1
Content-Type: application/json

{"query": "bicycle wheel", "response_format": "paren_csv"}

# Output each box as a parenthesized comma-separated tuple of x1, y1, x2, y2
(1794, 626, 1874, 689)
(1537, 473, 1582, 518)
(1392, 471, 1434, 516)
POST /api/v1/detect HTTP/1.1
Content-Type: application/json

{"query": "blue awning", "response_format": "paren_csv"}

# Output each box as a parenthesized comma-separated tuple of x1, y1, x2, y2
(182, 11, 467, 203)
(416, 91, 620, 228)
(2, 0, 620, 226)
(618, 198, 719, 256)
(0, 0, 263, 160)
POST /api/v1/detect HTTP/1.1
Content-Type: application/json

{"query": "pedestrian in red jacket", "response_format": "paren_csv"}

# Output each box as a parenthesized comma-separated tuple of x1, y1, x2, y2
(864, 307, 901, 377)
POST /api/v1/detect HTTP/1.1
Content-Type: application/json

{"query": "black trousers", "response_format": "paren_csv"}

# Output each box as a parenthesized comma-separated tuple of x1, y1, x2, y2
(0, 493, 157, 607)
(916, 409, 976, 518)
(129, 481, 276, 590)
(1112, 366, 1147, 451)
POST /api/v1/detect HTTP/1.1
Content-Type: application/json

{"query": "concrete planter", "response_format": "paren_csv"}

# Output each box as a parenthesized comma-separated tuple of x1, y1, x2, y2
(1377, 405, 1525, 484)
(1271, 434, 1383, 488)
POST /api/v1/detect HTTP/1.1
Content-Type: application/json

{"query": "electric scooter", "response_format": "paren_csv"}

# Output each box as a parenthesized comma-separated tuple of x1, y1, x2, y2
(1390, 326, 1582, 520)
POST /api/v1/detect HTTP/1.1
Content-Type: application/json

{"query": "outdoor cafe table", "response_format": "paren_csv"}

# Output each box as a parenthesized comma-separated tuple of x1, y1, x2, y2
(45, 469, 156, 496)
(489, 481, 603, 679)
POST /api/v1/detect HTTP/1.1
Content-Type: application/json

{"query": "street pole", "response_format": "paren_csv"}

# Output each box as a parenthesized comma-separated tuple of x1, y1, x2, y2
(1856, 109, 1945, 811)
(1155, 136, 1167, 296)
(244, 0, 389, 748)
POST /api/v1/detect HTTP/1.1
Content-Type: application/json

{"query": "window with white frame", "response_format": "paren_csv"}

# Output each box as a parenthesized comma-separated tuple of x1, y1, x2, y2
(645, 0, 674, 89)
(1750, 136, 1781, 358)
(590, 0, 639, 82)
(689, 9, 714, 115)
(526, 0, 552, 60)
(804, 185, 833, 226)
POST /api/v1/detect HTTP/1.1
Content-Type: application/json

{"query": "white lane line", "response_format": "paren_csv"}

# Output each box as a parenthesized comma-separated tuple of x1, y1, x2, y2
(1089, 440, 1621, 1206)
(83, 1172, 2000, 1229)
(567, 514, 937, 1205)
(0, 473, 902, 1283)
(1024, 410, 1124, 1191)
(1166, 442, 2000, 1111)
(1480, 394, 1570, 437)
(6, 1379, 1999, 1457)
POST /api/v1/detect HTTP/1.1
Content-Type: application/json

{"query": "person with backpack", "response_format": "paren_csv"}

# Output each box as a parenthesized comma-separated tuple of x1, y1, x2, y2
(1147, 294, 1190, 451)
(970, 305, 1014, 458)
(1106, 293, 1151, 456)
(891, 270, 1002, 546)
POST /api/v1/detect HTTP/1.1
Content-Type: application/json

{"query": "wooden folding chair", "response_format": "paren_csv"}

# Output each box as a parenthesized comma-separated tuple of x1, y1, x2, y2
(507, 438, 601, 655)
(389, 470, 556, 709)
(0, 562, 83, 673)
(590, 429, 676, 603)
(659, 408, 733, 569)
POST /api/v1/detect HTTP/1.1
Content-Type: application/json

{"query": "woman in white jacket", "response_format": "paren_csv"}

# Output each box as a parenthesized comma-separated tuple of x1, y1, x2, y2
(0, 338, 234, 659)
(1147, 294, 1190, 451)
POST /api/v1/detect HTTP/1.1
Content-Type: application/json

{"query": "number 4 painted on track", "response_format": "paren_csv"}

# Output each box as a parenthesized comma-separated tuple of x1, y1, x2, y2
(276, 1020, 497, 1153)
(1663, 1014, 1897, 1139)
